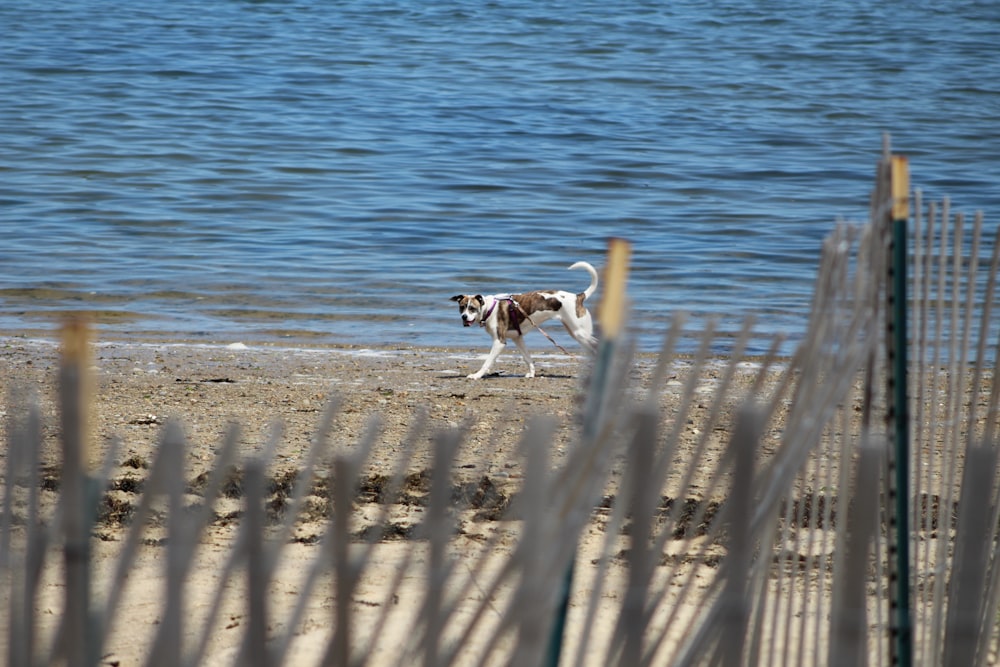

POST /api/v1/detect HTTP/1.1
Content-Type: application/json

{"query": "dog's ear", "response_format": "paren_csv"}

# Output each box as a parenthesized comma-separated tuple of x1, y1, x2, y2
(474, 295, 484, 305)
(450, 295, 464, 302)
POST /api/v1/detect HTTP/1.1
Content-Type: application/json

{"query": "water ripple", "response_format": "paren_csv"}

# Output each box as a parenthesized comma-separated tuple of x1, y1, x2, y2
(1, 0, 998, 353)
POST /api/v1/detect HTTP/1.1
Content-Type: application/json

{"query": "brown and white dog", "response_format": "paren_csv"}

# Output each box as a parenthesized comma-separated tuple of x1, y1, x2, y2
(450, 261, 599, 379)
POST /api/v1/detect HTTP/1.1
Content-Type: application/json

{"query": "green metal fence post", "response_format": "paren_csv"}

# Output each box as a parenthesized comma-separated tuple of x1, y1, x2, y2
(890, 155, 913, 667)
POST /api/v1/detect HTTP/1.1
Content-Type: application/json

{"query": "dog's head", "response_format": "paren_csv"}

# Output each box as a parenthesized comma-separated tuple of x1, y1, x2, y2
(450, 294, 485, 327)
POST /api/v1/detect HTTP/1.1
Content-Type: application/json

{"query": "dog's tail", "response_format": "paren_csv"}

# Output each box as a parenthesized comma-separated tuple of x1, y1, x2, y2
(569, 261, 599, 300)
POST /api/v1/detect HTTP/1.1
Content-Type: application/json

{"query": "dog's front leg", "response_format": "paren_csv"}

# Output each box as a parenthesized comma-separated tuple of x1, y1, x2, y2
(468, 340, 505, 379)
(513, 336, 536, 378)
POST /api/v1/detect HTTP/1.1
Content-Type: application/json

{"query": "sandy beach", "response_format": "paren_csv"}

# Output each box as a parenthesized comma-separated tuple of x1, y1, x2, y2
(6, 327, 993, 665)
(1, 333, 781, 665)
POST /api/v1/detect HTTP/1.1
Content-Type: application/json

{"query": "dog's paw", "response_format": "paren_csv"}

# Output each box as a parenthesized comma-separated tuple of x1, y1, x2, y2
(524, 371, 535, 379)
(467, 373, 484, 379)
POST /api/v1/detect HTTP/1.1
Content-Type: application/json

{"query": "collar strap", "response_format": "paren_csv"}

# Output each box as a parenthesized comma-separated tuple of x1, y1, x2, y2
(481, 297, 499, 325)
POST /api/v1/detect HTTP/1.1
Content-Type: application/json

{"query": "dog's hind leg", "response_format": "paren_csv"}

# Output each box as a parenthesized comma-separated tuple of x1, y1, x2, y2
(468, 339, 505, 379)
(561, 311, 598, 352)
(512, 336, 537, 378)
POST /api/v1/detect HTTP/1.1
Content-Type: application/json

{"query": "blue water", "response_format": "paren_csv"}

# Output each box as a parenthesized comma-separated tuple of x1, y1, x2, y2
(2, 1, 998, 354)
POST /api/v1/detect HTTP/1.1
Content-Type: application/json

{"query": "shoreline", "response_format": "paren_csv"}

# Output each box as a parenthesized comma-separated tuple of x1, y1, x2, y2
(1, 330, 791, 362)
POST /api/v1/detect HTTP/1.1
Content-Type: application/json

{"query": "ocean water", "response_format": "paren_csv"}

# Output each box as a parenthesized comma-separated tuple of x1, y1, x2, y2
(2, 1, 998, 355)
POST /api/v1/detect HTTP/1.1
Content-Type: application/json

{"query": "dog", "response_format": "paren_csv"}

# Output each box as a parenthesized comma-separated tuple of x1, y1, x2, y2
(450, 261, 599, 379)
